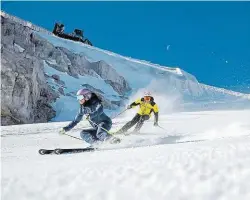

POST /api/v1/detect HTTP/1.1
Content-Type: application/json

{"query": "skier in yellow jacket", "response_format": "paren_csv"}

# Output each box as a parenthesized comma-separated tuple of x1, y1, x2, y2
(116, 92, 159, 134)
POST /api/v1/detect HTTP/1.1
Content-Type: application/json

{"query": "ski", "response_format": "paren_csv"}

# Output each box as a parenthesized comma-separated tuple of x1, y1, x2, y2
(38, 147, 96, 155)
(38, 149, 55, 155)
(54, 147, 95, 154)
(38, 136, 121, 155)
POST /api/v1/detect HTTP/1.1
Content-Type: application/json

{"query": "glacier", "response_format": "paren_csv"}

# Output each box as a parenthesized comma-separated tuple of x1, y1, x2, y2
(37, 31, 250, 121)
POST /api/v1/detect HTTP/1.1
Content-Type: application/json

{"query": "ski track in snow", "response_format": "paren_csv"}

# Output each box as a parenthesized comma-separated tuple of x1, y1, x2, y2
(2, 110, 250, 200)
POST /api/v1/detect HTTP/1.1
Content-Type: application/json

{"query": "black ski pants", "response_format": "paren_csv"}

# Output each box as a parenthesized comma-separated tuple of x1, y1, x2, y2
(119, 113, 150, 133)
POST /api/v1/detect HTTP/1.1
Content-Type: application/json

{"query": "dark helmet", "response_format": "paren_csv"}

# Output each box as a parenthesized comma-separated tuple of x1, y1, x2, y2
(76, 89, 92, 101)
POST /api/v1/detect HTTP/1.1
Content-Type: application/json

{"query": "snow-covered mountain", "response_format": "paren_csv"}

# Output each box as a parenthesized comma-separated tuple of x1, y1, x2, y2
(1, 11, 250, 125)
(38, 32, 250, 119)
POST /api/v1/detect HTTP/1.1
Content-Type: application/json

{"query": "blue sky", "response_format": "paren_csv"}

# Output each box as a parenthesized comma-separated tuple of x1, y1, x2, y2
(2, 1, 250, 92)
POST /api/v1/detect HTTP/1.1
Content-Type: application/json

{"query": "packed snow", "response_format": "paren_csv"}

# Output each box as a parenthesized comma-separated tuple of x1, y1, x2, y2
(2, 110, 250, 200)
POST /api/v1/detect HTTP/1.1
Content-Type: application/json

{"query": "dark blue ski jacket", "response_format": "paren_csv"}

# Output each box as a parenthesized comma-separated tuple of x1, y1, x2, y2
(63, 94, 112, 131)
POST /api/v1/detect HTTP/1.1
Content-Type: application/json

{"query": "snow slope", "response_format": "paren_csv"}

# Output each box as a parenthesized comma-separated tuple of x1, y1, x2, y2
(2, 110, 250, 200)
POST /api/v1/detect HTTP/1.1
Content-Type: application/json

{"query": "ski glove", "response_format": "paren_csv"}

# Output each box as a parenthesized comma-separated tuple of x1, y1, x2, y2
(85, 114, 90, 120)
(127, 105, 132, 109)
(154, 122, 159, 126)
(59, 128, 66, 135)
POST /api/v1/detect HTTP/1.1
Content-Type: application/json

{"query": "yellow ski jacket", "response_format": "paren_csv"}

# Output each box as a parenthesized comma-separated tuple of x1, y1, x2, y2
(129, 97, 159, 122)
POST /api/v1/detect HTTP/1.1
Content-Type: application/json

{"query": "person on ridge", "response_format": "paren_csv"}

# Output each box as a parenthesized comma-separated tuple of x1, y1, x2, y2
(116, 91, 159, 134)
(59, 89, 119, 144)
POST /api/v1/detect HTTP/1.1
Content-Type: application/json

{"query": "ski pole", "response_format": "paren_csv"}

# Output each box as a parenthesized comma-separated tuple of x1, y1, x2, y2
(87, 118, 113, 135)
(157, 124, 167, 131)
(111, 109, 128, 119)
(65, 133, 82, 141)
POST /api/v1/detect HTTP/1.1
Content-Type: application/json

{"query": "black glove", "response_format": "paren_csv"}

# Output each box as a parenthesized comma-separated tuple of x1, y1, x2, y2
(127, 105, 132, 109)
(154, 122, 158, 126)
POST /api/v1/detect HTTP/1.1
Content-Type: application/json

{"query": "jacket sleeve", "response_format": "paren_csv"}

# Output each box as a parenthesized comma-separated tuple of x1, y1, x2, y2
(153, 104, 159, 123)
(88, 102, 104, 118)
(130, 98, 142, 107)
(64, 106, 84, 131)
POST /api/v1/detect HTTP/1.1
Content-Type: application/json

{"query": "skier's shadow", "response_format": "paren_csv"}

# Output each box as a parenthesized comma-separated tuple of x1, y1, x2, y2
(124, 135, 205, 149)
(101, 135, 206, 151)
(156, 135, 205, 145)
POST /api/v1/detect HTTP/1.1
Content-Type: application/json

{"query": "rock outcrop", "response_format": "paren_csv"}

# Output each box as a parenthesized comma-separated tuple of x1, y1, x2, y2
(1, 13, 131, 125)
(1, 16, 57, 125)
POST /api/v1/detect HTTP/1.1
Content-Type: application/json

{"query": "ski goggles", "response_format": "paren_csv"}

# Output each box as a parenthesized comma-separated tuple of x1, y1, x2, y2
(144, 96, 151, 101)
(77, 93, 91, 101)
(77, 95, 86, 101)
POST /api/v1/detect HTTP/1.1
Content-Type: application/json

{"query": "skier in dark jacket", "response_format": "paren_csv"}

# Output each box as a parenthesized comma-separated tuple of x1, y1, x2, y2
(59, 89, 115, 144)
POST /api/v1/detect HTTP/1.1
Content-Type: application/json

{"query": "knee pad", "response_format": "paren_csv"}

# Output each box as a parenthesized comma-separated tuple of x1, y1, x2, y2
(96, 131, 108, 141)
(80, 132, 96, 144)
(141, 115, 150, 121)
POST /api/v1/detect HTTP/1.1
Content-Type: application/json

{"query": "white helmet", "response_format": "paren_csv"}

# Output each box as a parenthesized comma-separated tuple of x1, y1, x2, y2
(144, 91, 152, 96)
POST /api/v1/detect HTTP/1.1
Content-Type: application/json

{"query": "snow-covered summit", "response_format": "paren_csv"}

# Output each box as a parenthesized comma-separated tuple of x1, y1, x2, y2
(36, 32, 250, 120)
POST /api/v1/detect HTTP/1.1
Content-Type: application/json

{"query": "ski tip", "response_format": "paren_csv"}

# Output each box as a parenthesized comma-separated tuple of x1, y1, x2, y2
(38, 149, 47, 155)
(54, 148, 63, 155)
(38, 149, 55, 155)
(38, 149, 52, 155)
